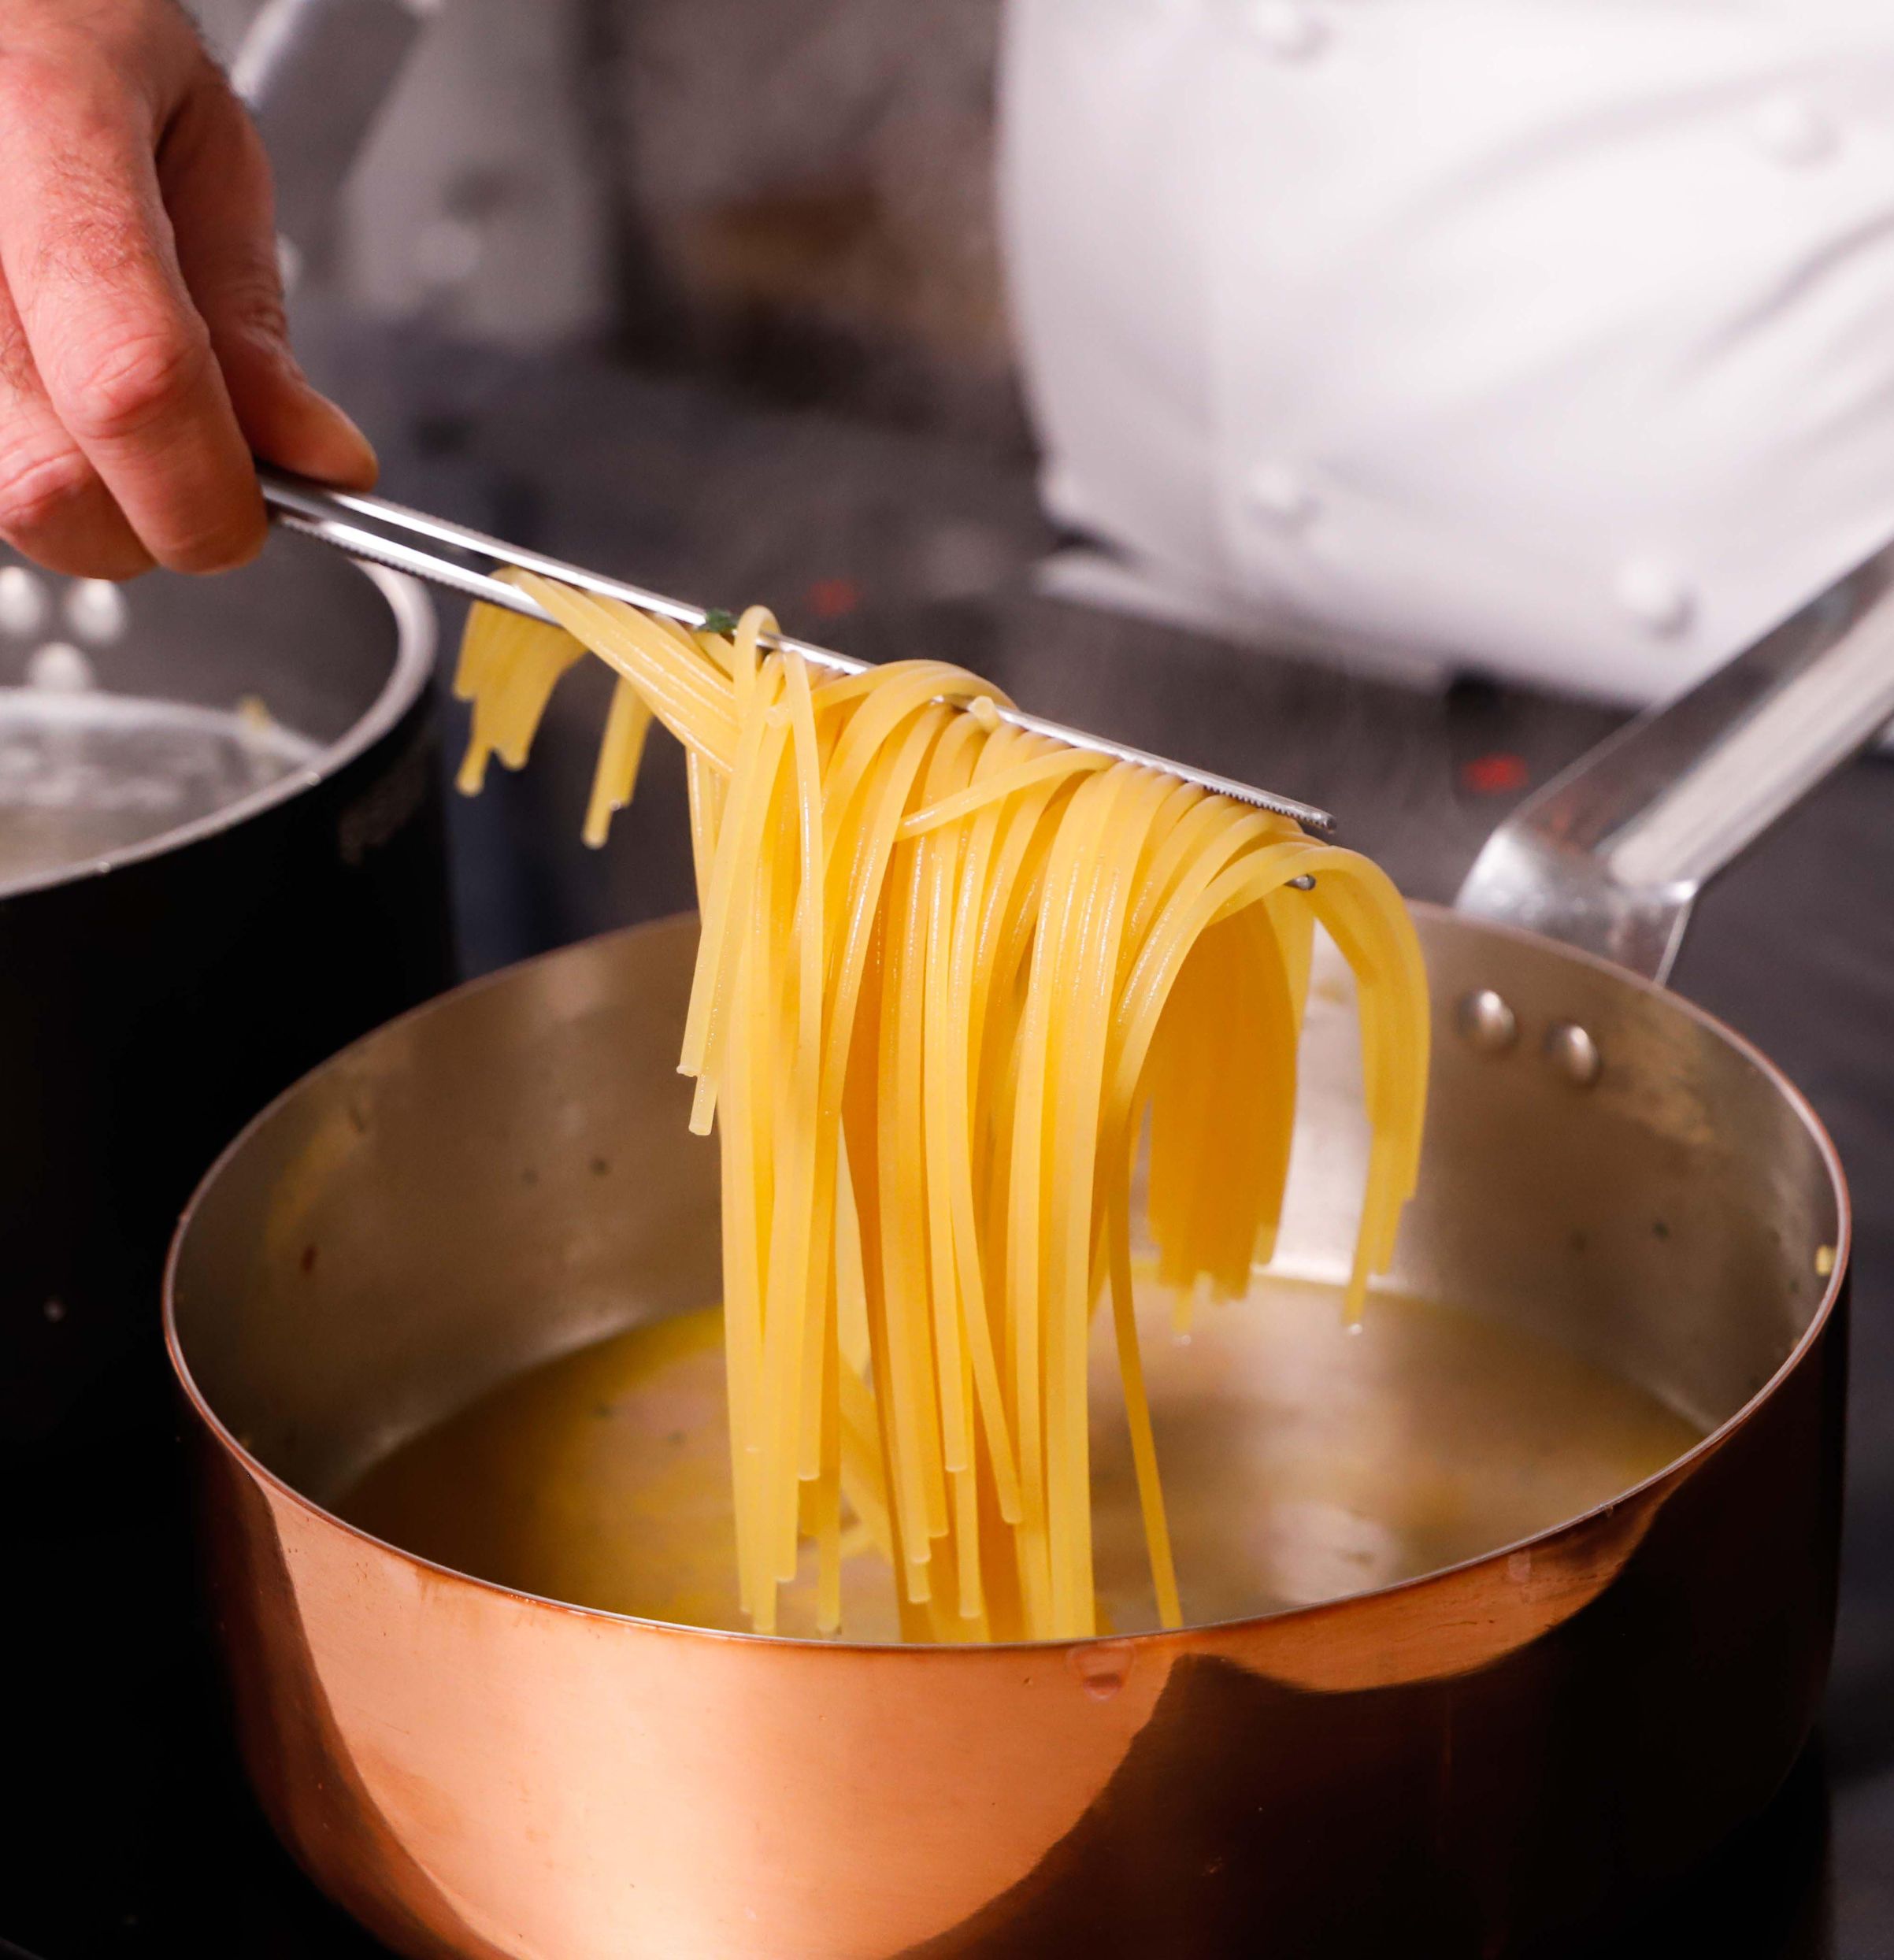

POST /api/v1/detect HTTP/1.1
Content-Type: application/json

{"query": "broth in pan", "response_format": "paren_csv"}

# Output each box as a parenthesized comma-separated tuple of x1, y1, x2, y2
(339, 1268, 1702, 1641)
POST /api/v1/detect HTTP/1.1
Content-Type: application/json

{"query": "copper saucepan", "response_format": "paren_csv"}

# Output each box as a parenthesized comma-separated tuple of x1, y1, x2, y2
(165, 547, 1894, 1958)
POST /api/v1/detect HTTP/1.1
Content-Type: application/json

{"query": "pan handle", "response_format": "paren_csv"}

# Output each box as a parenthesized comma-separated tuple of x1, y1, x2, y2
(1455, 543, 1894, 982)
(230, 0, 434, 283)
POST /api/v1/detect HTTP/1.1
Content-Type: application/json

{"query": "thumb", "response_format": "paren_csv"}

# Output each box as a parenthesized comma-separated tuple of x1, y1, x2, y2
(224, 333, 379, 490)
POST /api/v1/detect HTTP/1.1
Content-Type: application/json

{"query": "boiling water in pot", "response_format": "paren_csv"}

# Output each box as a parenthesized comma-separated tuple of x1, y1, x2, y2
(339, 1269, 1703, 1641)
(0, 681, 320, 890)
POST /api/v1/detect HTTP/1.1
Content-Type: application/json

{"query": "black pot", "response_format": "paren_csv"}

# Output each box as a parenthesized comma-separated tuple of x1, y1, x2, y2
(0, 531, 452, 1690)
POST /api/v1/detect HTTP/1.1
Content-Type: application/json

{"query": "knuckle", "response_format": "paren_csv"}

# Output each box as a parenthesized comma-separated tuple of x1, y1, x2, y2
(1, 62, 127, 189)
(219, 268, 291, 358)
(0, 52, 69, 123)
(0, 443, 96, 543)
(58, 323, 212, 444)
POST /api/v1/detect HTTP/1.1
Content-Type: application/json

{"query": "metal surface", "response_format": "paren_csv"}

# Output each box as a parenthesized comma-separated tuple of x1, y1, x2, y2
(1455, 986, 1519, 1055)
(1456, 541, 1894, 981)
(168, 907, 1848, 1959)
(232, 0, 432, 280)
(258, 469, 1338, 832)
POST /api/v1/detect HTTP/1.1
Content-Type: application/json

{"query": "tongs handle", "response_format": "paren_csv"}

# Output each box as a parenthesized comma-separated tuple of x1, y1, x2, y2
(258, 468, 1337, 832)
(261, 469, 599, 630)
(1457, 544, 1894, 981)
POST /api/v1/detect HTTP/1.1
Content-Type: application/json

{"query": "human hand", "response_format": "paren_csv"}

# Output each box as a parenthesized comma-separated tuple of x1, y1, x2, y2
(0, 0, 376, 580)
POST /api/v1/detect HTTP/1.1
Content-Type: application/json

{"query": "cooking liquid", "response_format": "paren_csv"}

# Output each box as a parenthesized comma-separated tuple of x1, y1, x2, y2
(0, 689, 320, 890)
(338, 1272, 1704, 1640)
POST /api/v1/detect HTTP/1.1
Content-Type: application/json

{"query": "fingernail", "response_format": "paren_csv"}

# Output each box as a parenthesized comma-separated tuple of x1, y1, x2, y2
(305, 392, 380, 488)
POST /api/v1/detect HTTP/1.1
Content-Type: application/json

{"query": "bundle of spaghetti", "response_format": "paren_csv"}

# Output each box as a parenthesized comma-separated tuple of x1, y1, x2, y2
(451, 577, 587, 795)
(453, 576, 1430, 1643)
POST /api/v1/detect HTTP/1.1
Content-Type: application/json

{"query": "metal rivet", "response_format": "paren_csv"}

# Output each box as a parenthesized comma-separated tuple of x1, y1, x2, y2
(1247, 2, 1327, 60)
(1753, 94, 1834, 167)
(65, 578, 129, 645)
(1068, 1640, 1135, 1700)
(1544, 1021, 1601, 1087)
(1455, 988, 1518, 1055)
(0, 565, 49, 637)
(1614, 558, 1694, 638)
(1244, 461, 1318, 528)
(26, 642, 95, 692)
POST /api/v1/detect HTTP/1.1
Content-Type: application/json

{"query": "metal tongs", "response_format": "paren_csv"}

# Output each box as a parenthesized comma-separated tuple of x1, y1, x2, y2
(258, 469, 1336, 832)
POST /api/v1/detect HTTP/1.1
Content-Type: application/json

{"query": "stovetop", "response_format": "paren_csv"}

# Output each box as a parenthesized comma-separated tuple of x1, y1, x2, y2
(8, 315, 1891, 1957)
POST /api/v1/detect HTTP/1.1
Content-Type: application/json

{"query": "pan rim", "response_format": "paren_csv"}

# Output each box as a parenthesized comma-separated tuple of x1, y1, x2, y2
(0, 548, 435, 903)
(162, 900, 1852, 1659)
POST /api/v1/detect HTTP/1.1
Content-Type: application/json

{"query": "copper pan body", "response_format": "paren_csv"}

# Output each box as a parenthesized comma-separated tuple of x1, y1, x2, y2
(165, 905, 1849, 1959)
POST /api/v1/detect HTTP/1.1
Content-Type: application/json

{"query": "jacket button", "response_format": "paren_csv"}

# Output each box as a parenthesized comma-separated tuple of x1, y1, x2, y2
(1614, 558, 1695, 637)
(1247, 2, 1327, 61)
(1244, 462, 1318, 528)
(1752, 94, 1835, 168)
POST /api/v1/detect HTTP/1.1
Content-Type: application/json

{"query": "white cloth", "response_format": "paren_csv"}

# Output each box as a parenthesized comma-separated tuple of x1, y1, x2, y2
(999, 0, 1894, 706)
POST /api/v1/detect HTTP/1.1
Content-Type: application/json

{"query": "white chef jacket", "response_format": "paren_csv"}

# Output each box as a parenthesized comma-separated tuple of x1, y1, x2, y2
(999, 0, 1894, 707)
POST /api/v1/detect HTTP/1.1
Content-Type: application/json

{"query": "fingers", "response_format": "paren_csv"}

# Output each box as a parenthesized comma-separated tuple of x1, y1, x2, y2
(0, 250, 153, 576)
(0, 43, 265, 573)
(0, 11, 376, 580)
(161, 76, 378, 491)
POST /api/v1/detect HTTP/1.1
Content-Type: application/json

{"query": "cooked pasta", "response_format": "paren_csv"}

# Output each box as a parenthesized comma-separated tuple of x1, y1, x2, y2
(454, 580, 1430, 1642)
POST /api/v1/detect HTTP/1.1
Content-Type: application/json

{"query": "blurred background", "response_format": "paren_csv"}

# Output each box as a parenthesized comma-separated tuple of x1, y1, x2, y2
(33, 0, 1887, 1949)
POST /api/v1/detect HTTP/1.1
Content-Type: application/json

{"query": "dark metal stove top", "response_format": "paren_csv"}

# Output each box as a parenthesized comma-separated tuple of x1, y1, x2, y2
(8, 317, 1889, 1957)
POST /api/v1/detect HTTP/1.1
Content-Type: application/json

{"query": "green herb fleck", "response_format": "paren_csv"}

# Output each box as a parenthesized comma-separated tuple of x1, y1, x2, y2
(700, 607, 738, 636)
